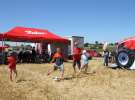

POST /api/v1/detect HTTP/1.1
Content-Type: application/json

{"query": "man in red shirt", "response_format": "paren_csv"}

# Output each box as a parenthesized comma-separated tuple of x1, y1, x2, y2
(7, 53, 17, 81)
(72, 41, 81, 73)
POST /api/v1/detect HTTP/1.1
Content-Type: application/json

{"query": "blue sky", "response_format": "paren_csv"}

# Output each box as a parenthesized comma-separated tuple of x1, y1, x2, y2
(0, 0, 135, 43)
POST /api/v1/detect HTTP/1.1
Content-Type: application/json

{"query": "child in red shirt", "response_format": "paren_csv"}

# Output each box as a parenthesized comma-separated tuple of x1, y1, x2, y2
(7, 53, 17, 81)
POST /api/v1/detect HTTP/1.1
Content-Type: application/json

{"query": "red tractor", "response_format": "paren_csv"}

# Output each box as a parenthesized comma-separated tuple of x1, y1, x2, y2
(116, 36, 135, 69)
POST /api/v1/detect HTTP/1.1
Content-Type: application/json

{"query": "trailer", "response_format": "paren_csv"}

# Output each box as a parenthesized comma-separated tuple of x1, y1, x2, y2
(65, 36, 84, 56)
(35, 36, 84, 59)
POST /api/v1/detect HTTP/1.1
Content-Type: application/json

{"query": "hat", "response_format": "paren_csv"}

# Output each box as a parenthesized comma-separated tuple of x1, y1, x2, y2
(74, 41, 79, 46)
(82, 50, 87, 54)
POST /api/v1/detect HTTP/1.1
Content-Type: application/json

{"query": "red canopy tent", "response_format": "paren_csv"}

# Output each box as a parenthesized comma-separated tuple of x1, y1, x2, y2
(1, 26, 69, 43)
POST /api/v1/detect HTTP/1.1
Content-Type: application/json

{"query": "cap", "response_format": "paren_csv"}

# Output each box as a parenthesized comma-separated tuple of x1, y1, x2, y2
(82, 50, 87, 54)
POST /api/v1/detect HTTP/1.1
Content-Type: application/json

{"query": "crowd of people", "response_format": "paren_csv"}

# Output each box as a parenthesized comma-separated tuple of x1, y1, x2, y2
(5, 42, 116, 81)
(0, 46, 51, 64)
(46, 41, 90, 80)
(17, 47, 51, 63)
(7, 41, 90, 81)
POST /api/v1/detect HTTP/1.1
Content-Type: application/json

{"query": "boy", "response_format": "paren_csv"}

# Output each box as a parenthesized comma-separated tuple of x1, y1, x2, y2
(47, 48, 65, 80)
(7, 53, 17, 81)
(80, 50, 89, 73)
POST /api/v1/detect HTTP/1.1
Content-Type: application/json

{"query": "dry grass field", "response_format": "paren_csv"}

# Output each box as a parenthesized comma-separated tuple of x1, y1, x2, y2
(0, 58, 135, 100)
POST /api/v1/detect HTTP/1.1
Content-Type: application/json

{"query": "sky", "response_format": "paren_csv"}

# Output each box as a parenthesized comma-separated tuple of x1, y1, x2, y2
(0, 0, 135, 43)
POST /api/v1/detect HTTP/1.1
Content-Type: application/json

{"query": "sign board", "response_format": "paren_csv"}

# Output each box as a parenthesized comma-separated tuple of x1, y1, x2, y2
(66, 36, 84, 55)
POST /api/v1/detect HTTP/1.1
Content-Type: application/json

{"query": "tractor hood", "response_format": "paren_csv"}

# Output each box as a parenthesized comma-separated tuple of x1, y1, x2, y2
(119, 36, 135, 50)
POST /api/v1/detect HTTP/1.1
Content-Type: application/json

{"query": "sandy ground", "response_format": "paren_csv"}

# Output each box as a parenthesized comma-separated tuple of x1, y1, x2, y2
(0, 58, 135, 100)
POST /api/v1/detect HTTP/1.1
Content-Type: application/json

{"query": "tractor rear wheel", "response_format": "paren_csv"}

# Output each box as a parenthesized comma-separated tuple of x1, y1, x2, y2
(116, 49, 134, 69)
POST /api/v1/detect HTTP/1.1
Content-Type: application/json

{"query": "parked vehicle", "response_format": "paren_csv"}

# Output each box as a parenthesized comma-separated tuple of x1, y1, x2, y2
(87, 50, 102, 57)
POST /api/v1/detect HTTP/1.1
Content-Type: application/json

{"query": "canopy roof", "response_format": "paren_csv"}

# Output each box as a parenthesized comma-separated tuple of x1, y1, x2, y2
(1, 26, 69, 43)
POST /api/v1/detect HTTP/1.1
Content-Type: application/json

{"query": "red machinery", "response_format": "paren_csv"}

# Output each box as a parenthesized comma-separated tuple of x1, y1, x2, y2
(116, 36, 135, 69)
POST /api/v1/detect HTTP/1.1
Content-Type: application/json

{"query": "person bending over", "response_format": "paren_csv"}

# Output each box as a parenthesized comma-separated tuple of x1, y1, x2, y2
(47, 48, 65, 80)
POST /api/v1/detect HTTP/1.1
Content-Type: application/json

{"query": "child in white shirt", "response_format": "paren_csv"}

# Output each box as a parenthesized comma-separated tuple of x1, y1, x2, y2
(80, 50, 89, 73)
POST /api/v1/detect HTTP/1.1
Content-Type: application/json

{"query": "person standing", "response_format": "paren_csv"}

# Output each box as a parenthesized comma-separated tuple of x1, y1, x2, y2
(32, 47, 36, 63)
(18, 49, 23, 63)
(7, 53, 17, 81)
(80, 50, 89, 73)
(103, 49, 109, 66)
(72, 41, 81, 73)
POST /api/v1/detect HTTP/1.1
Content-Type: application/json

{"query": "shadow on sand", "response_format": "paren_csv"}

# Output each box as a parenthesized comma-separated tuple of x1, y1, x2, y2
(60, 71, 96, 81)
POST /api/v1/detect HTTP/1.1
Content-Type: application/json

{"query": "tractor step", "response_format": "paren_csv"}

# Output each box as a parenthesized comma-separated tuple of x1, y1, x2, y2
(129, 60, 135, 69)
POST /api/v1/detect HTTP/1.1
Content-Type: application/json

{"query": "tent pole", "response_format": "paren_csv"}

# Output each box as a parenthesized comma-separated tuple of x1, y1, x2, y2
(3, 37, 6, 65)
(1, 35, 3, 64)
(1, 33, 6, 65)
(16, 42, 17, 47)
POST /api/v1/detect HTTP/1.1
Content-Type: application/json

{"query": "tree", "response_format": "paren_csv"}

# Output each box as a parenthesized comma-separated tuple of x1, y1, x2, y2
(84, 43, 90, 47)
(109, 43, 114, 46)
(95, 41, 99, 45)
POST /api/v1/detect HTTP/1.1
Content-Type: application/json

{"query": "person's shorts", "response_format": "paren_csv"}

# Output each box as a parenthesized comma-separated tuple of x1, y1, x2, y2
(73, 60, 81, 68)
(81, 63, 88, 67)
(54, 64, 64, 71)
(81, 60, 89, 66)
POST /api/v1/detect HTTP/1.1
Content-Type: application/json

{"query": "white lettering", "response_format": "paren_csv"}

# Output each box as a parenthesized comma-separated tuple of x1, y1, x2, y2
(25, 30, 45, 35)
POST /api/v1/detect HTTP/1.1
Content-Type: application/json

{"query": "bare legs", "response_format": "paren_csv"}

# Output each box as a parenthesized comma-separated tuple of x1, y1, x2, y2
(47, 64, 64, 80)
(10, 69, 17, 81)
(73, 60, 81, 74)
(80, 64, 88, 73)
